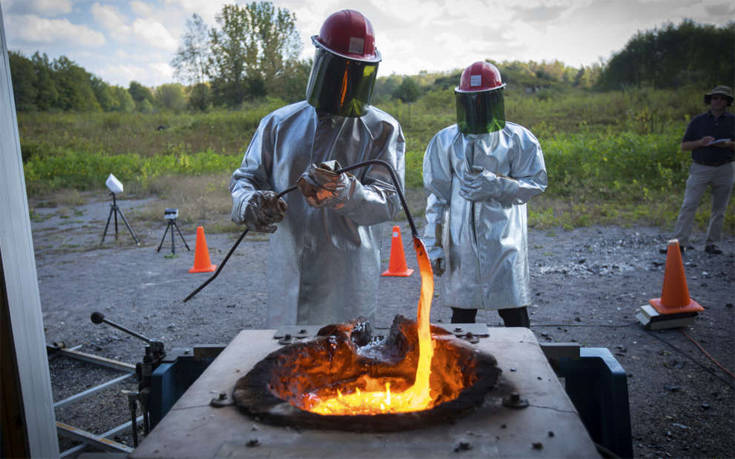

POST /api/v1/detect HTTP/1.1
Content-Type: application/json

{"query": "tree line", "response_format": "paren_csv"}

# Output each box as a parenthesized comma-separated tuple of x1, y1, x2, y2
(9, 50, 196, 113)
(598, 20, 734, 90)
(8, 8, 733, 113)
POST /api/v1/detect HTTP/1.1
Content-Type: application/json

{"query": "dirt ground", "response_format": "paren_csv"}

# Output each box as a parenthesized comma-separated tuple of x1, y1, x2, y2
(33, 193, 734, 458)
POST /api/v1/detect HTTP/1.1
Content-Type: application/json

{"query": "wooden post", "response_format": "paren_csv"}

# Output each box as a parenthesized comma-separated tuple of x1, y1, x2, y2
(0, 5, 59, 457)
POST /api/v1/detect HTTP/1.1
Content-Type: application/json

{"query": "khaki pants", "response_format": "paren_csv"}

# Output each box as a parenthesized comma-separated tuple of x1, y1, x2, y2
(673, 162, 735, 246)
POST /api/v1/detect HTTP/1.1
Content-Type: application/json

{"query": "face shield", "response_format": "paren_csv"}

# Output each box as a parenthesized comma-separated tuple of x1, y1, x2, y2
(455, 88, 506, 134)
(306, 46, 379, 117)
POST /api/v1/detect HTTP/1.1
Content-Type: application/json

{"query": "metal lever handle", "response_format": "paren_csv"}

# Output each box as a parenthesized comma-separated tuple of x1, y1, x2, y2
(90, 312, 152, 344)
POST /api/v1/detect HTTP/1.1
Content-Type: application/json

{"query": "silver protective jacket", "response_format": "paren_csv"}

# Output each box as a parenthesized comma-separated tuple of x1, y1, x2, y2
(423, 122, 547, 310)
(231, 101, 405, 326)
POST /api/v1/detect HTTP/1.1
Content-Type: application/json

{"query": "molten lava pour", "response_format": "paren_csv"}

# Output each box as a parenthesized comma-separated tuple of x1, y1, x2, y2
(301, 237, 436, 415)
(232, 236, 500, 427)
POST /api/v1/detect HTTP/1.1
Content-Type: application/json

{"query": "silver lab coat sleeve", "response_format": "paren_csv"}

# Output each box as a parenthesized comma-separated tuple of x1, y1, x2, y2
(506, 129, 548, 205)
(422, 133, 452, 261)
(230, 116, 275, 224)
(333, 120, 406, 226)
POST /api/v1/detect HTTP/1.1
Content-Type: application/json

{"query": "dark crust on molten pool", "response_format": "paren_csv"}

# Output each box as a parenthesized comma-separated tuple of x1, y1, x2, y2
(232, 316, 501, 432)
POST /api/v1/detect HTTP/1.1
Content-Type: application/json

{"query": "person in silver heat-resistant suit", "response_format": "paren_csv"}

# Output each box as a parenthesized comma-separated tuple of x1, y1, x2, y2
(230, 10, 405, 327)
(423, 61, 547, 327)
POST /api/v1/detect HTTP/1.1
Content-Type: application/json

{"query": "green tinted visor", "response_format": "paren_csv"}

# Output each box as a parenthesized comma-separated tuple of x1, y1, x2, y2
(306, 47, 378, 117)
(455, 88, 506, 134)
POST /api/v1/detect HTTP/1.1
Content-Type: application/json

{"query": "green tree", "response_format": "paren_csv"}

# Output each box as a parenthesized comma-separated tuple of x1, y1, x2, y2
(52, 56, 100, 111)
(31, 52, 58, 110)
(111, 86, 135, 112)
(91, 76, 116, 111)
(138, 98, 154, 114)
(188, 82, 211, 111)
(373, 74, 402, 104)
(393, 77, 422, 103)
(9, 51, 37, 111)
(171, 13, 210, 85)
(208, 2, 301, 106)
(155, 83, 187, 112)
(128, 81, 154, 111)
(267, 58, 310, 103)
(598, 20, 735, 89)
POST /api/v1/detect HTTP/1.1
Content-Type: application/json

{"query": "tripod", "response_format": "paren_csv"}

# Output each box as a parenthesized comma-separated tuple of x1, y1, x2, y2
(101, 192, 140, 245)
(156, 217, 190, 254)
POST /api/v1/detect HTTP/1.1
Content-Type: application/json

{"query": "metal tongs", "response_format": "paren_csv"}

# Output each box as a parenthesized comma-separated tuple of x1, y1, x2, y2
(184, 159, 418, 302)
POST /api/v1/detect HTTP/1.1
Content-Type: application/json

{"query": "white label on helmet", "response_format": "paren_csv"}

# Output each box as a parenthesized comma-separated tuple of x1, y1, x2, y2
(349, 37, 364, 54)
(470, 75, 482, 87)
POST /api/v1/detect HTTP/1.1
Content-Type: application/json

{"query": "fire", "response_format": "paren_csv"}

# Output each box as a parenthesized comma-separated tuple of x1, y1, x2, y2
(304, 237, 436, 415)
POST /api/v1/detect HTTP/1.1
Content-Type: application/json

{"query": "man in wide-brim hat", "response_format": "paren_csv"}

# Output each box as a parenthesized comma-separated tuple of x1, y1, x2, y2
(669, 85, 734, 255)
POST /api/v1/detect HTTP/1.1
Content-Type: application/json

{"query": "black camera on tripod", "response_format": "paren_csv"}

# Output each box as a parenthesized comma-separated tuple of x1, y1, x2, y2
(157, 208, 189, 254)
(164, 208, 179, 221)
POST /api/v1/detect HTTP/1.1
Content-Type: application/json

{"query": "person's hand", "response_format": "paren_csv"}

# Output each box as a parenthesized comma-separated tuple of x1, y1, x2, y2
(297, 160, 352, 208)
(242, 191, 287, 233)
(700, 136, 715, 146)
(459, 167, 503, 202)
(431, 257, 445, 277)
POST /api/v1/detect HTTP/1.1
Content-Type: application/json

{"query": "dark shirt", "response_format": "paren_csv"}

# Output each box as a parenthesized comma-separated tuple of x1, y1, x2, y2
(682, 110, 735, 165)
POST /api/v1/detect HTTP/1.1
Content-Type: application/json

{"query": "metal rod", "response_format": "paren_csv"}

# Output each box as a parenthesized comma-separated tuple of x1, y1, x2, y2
(184, 158, 416, 302)
(91, 311, 152, 344)
(48, 346, 135, 372)
(53, 372, 134, 409)
(56, 422, 134, 454)
(59, 416, 143, 458)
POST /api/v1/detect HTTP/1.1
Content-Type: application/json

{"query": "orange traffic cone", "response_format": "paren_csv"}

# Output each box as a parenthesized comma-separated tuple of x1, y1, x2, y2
(649, 239, 703, 314)
(382, 225, 413, 277)
(189, 226, 216, 273)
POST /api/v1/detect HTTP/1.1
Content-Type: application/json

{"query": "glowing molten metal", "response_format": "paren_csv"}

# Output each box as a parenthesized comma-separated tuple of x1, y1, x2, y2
(232, 237, 500, 429)
(302, 238, 436, 415)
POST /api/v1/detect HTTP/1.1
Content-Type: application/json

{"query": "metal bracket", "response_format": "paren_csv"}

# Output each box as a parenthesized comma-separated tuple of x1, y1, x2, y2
(502, 392, 529, 409)
(210, 392, 234, 408)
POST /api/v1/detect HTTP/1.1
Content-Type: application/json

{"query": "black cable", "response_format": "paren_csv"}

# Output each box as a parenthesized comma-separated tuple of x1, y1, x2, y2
(184, 159, 415, 302)
(183, 228, 249, 302)
(644, 329, 735, 390)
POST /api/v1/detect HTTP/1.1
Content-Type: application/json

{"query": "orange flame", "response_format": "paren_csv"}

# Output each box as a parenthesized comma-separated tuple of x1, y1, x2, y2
(305, 237, 435, 415)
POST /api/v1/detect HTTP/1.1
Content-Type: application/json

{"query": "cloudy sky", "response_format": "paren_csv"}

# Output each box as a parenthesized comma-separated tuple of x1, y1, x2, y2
(2, 0, 733, 87)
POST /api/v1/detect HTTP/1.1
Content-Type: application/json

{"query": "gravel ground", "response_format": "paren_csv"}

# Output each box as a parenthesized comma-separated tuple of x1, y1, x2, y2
(34, 194, 734, 457)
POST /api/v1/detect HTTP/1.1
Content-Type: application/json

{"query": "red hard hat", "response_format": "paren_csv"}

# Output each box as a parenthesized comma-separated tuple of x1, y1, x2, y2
(312, 9, 381, 63)
(456, 61, 505, 93)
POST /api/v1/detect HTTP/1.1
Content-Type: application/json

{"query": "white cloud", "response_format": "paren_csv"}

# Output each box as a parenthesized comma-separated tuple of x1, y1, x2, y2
(132, 18, 178, 51)
(151, 62, 174, 81)
(6, 14, 106, 47)
(91, 3, 131, 36)
(130, 1, 154, 17)
(4, 0, 72, 15)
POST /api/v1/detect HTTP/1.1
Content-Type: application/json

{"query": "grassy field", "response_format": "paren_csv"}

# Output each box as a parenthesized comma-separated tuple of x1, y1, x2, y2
(18, 86, 734, 234)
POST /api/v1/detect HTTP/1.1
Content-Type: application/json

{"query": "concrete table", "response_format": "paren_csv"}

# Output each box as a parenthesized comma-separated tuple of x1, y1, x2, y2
(132, 327, 599, 458)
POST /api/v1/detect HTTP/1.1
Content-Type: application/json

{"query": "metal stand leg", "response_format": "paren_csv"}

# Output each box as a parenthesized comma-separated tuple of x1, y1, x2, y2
(116, 207, 140, 245)
(170, 221, 176, 254)
(101, 193, 140, 245)
(156, 224, 171, 253)
(173, 221, 191, 251)
(100, 205, 115, 245)
(113, 205, 119, 239)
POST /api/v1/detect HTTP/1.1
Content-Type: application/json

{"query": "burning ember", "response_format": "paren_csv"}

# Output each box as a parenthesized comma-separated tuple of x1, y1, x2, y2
(233, 238, 500, 429)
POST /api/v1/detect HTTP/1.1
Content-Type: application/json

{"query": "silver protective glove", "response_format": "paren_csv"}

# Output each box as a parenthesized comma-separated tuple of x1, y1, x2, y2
(459, 166, 519, 203)
(297, 160, 354, 209)
(242, 191, 287, 233)
(431, 257, 445, 277)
